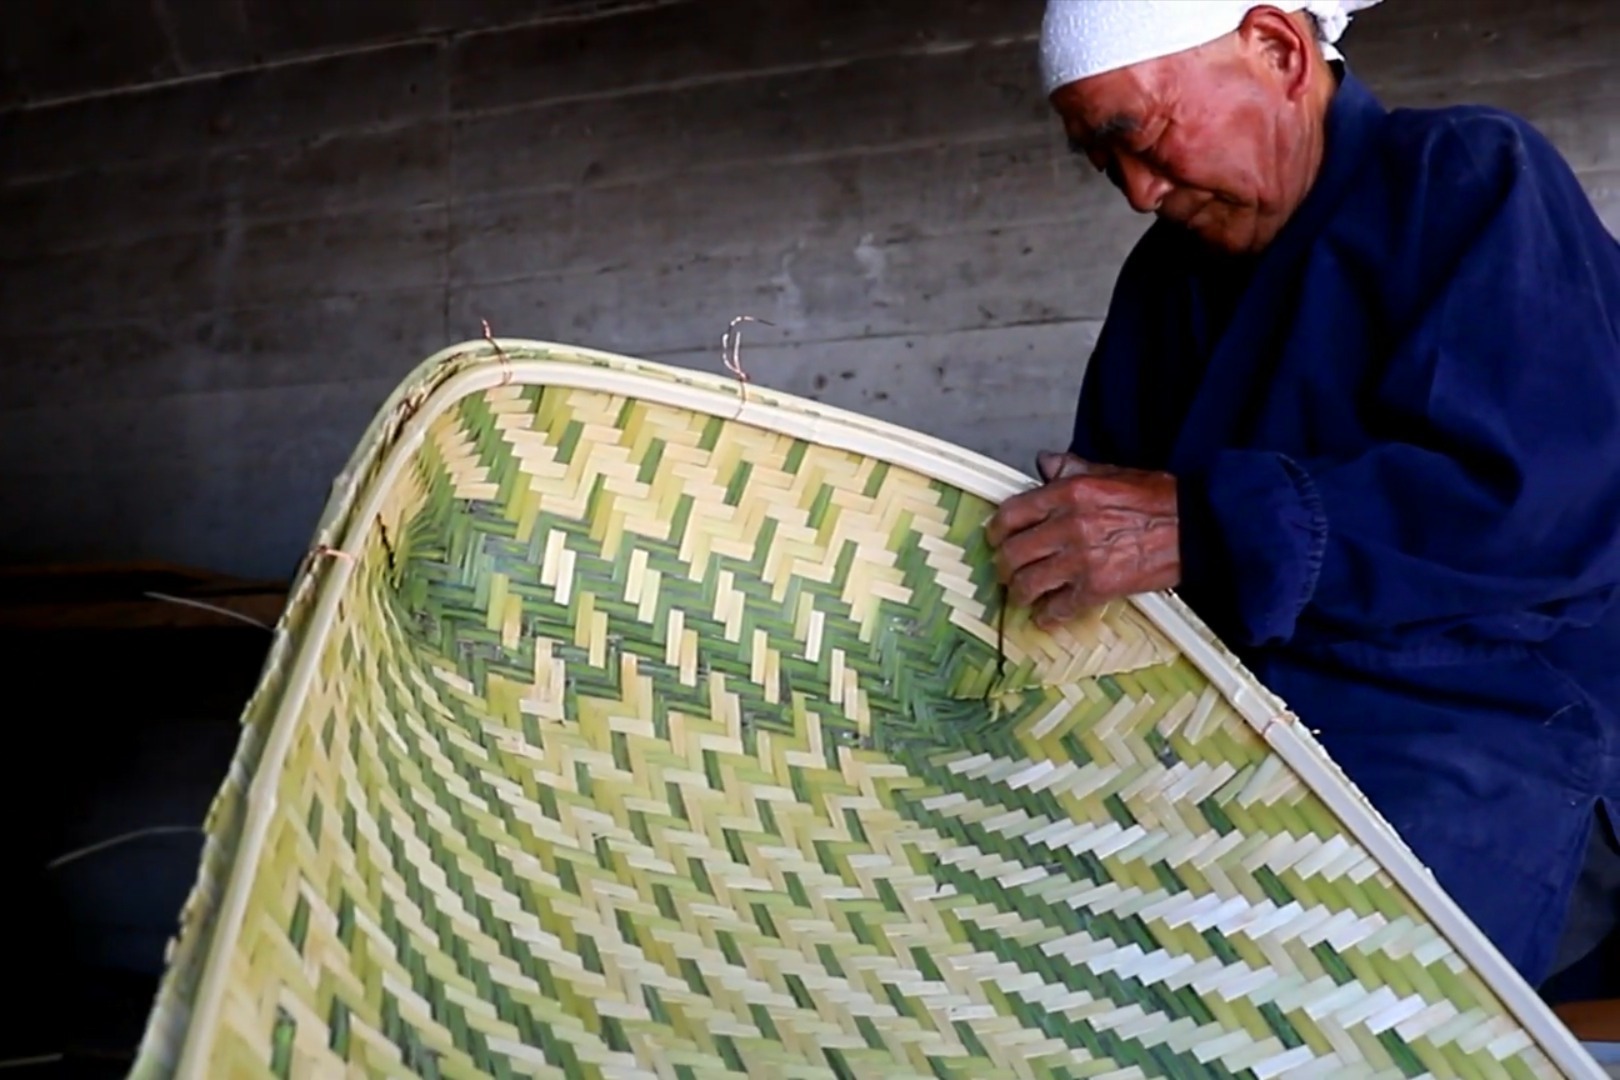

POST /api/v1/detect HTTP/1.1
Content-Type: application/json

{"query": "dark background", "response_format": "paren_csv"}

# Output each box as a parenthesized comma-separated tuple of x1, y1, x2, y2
(2, 0, 1617, 581)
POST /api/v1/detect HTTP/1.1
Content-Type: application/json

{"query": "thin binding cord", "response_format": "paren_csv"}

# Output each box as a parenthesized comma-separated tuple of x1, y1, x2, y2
(984, 586, 1009, 704)
(46, 825, 203, 870)
(483, 318, 512, 385)
(0, 1053, 66, 1070)
(143, 591, 271, 631)
(722, 315, 772, 410)
(997, 587, 1009, 681)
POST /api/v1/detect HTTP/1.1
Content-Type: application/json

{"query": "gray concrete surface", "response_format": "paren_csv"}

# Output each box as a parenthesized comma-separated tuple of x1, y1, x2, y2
(1, 0, 1617, 578)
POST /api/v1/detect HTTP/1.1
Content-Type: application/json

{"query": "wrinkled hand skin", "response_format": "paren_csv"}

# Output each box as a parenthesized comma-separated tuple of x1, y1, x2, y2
(985, 451, 1182, 630)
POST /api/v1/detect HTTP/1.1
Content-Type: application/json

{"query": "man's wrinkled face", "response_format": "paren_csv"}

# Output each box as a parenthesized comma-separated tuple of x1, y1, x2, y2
(1049, 15, 1320, 255)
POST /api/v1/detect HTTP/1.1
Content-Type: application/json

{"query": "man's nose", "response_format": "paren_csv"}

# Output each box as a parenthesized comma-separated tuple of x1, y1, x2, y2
(1116, 156, 1171, 214)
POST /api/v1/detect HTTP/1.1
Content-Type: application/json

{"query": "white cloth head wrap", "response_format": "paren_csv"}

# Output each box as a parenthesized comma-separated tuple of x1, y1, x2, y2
(1040, 1, 1383, 94)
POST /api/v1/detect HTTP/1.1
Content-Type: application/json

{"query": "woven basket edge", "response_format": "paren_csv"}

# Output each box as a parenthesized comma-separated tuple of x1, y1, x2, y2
(132, 339, 1603, 1080)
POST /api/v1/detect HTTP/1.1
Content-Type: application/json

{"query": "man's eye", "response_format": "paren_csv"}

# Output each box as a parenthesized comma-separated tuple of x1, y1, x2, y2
(1103, 158, 1125, 190)
(1129, 125, 1169, 160)
(1066, 139, 1108, 174)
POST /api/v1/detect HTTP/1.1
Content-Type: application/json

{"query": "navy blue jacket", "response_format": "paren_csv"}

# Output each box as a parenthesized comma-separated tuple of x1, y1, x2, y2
(1071, 71, 1620, 983)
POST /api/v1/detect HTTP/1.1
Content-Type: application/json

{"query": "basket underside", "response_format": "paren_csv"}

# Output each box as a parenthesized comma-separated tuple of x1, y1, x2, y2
(134, 342, 1600, 1080)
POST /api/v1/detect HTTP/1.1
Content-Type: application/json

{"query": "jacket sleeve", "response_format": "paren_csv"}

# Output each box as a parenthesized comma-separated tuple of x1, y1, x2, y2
(1068, 334, 1115, 463)
(1176, 114, 1620, 649)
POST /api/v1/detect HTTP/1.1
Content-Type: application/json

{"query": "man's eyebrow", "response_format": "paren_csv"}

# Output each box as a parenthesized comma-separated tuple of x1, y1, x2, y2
(1067, 114, 1141, 154)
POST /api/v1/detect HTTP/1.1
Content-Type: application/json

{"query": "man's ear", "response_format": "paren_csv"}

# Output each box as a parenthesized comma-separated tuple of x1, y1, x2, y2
(1236, 6, 1317, 100)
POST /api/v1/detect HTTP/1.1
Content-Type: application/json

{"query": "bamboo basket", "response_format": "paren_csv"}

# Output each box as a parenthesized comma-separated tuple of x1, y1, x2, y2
(133, 340, 1604, 1079)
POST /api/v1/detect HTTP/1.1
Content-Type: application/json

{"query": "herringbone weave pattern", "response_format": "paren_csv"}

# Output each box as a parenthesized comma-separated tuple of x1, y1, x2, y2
(175, 370, 1561, 1079)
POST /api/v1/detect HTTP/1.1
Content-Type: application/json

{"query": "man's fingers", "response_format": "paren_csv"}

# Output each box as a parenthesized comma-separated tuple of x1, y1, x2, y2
(985, 486, 1063, 548)
(1034, 583, 1095, 630)
(1037, 451, 1096, 483)
(991, 458, 1113, 546)
(1008, 551, 1083, 609)
(992, 517, 1071, 585)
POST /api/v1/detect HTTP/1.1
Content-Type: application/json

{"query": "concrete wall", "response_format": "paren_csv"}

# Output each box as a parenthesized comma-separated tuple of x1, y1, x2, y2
(1, 0, 1617, 579)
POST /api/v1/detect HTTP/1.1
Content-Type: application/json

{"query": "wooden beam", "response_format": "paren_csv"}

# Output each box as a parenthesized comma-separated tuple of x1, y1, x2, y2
(1556, 1000, 1620, 1043)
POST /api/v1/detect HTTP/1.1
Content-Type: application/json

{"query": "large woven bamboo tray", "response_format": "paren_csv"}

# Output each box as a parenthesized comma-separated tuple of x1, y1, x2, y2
(134, 340, 1604, 1079)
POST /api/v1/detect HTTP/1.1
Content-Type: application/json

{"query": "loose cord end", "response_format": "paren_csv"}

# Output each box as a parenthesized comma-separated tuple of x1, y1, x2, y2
(722, 315, 773, 409)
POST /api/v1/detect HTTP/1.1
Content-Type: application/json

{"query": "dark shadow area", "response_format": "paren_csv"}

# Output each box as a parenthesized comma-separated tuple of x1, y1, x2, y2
(1, 624, 268, 1078)
(1543, 809, 1620, 1006)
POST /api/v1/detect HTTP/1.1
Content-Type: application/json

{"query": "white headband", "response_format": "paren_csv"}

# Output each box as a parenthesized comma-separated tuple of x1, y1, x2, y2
(1039, 0, 1383, 94)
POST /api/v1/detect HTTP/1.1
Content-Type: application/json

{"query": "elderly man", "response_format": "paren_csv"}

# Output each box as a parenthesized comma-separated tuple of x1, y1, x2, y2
(987, 0, 1620, 991)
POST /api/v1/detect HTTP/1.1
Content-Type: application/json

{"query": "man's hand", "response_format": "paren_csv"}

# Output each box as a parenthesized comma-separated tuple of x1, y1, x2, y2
(985, 451, 1182, 630)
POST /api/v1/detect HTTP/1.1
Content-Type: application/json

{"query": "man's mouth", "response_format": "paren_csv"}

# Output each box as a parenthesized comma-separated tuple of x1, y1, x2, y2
(1160, 204, 1211, 232)
(1157, 192, 1217, 228)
